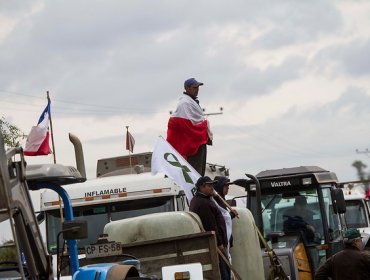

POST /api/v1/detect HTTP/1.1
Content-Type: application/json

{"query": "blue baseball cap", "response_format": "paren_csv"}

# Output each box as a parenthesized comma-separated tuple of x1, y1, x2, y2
(184, 78, 204, 88)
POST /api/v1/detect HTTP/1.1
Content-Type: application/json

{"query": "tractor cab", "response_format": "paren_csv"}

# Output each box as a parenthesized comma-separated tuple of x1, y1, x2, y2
(236, 166, 346, 279)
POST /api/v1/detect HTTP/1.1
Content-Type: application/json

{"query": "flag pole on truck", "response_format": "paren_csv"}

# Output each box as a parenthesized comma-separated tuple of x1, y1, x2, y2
(47, 91, 57, 164)
(46, 92, 64, 223)
(125, 126, 135, 173)
(24, 92, 64, 223)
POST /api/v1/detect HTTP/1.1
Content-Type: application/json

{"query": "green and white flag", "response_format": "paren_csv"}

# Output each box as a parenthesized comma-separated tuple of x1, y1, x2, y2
(152, 136, 233, 253)
(151, 136, 200, 202)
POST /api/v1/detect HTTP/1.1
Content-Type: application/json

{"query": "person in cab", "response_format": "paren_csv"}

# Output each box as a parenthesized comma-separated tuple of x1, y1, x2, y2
(283, 196, 316, 243)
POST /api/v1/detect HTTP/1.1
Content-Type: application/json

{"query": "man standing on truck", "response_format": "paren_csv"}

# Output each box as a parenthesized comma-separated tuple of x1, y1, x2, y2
(315, 228, 370, 280)
(189, 176, 230, 280)
(167, 78, 212, 176)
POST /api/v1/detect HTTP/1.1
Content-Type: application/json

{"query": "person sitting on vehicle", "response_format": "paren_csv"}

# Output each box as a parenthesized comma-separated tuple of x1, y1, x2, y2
(283, 196, 316, 242)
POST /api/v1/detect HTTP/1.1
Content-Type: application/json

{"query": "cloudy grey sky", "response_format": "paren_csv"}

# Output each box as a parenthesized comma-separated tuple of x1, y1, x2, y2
(1, 0, 370, 182)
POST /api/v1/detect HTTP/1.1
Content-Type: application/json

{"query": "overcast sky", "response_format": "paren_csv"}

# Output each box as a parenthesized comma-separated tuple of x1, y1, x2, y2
(1, 0, 370, 183)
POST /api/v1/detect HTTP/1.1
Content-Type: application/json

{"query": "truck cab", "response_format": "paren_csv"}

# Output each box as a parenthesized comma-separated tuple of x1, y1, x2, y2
(340, 184, 370, 250)
(344, 191, 370, 232)
(40, 172, 187, 256)
(40, 149, 230, 258)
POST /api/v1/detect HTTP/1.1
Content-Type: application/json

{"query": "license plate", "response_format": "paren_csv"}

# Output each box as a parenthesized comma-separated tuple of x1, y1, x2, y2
(85, 242, 122, 259)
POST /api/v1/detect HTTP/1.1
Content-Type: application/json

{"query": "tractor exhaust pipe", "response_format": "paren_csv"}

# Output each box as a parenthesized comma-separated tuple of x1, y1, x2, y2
(68, 133, 86, 179)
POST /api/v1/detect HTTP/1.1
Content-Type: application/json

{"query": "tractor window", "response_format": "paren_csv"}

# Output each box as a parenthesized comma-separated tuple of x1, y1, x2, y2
(257, 189, 324, 245)
(46, 211, 63, 253)
(322, 187, 341, 241)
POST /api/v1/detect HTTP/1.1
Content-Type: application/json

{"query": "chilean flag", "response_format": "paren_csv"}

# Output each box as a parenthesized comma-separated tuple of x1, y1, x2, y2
(167, 94, 210, 159)
(126, 130, 135, 153)
(24, 100, 51, 156)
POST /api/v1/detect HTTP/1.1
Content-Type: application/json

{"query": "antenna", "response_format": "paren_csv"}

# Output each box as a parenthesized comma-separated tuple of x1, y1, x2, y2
(204, 107, 223, 116)
(356, 148, 370, 157)
(169, 107, 224, 116)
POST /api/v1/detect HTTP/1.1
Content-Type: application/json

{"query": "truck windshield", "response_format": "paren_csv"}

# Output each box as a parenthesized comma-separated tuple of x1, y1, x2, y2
(345, 200, 368, 228)
(46, 196, 175, 253)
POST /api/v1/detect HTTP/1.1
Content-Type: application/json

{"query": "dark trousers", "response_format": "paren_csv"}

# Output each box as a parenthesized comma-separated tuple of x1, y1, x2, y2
(187, 144, 207, 176)
(219, 249, 231, 280)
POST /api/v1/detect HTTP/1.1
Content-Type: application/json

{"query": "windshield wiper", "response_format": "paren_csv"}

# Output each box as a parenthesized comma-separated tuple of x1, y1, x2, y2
(262, 195, 278, 213)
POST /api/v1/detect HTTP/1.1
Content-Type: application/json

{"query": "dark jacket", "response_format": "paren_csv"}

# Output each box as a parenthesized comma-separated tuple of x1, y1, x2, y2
(213, 176, 235, 248)
(189, 192, 228, 247)
(315, 244, 370, 280)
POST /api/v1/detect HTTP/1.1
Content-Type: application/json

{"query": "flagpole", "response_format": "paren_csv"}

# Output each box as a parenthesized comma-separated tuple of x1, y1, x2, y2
(213, 191, 239, 219)
(47, 91, 56, 164)
(46, 92, 64, 229)
(126, 126, 132, 173)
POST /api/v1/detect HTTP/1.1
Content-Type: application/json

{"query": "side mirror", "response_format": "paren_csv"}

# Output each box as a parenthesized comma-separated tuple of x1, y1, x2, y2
(36, 212, 45, 224)
(62, 220, 88, 240)
(331, 188, 346, 214)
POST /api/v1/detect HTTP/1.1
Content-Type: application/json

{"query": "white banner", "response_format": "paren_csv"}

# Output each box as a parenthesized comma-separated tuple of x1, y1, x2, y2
(151, 136, 201, 202)
(152, 136, 233, 253)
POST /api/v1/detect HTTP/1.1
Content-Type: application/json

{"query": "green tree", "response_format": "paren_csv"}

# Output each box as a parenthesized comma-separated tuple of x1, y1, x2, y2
(0, 117, 26, 148)
(352, 160, 370, 192)
(352, 160, 367, 181)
